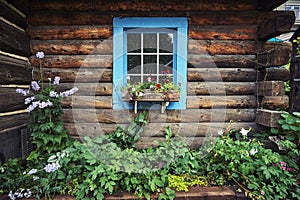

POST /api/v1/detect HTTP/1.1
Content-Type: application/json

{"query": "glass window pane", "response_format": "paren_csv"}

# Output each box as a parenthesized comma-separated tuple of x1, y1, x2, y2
(159, 55, 173, 74)
(143, 55, 157, 74)
(127, 33, 141, 53)
(143, 33, 157, 53)
(127, 55, 141, 74)
(159, 33, 173, 53)
(143, 76, 157, 83)
(128, 76, 141, 84)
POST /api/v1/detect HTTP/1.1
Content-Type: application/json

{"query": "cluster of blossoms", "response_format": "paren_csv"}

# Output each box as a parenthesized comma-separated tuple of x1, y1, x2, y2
(44, 162, 60, 173)
(8, 189, 32, 200)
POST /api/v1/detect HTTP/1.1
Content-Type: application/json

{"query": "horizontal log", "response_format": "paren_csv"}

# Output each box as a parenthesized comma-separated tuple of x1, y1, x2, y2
(256, 81, 285, 96)
(187, 95, 257, 109)
(188, 40, 256, 55)
(0, 113, 28, 130)
(0, 88, 27, 113)
(0, 1, 27, 29)
(32, 68, 112, 83)
(30, 40, 112, 55)
(29, 0, 256, 12)
(258, 11, 295, 41)
(188, 82, 255, 95)
(0, 55, 32, 84)
(27, 25, 112, 40)
(255, 109, 282, 127)
(8, 0, 28, 14)
(29, 55, 112, 68)
(189, 25, 256, 40)
(257, 42, 292, 68)
(56, 83, 112, 96)
(188, 54, 257, 68)
(64, 122, 260, 139)
(259, 68, 290, 81)
(0, 20, 30, 57)
(28, 11, 259, 26)
(188, 68, 257, 82)
(62, 96, 112, 109)
(62, 108, 256, 123)
(259, 96, 289, 110)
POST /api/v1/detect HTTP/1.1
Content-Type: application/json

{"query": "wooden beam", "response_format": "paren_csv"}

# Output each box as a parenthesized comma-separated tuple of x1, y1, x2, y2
(62, 96, 112, 109)
(258, 11, 295, 41)
(0, 1, 27, 29)
(259, 96, 289, 110)
(257, 0, 288, 11)
(259, 68, 290, 82)
(255, 109, 283, 127)
(0, 88, 27, 113)
(0, 113, 28, 130)
(256, 81, 285, 96)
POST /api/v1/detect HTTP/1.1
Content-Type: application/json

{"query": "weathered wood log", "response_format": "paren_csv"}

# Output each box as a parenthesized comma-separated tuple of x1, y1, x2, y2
(30, 40, 112, 55)
(0, 88, 27, 113)
(259, 96, 289, 110)
(259, 68, 290, 81)
(188, 40, 256, 55)
(27, 25, 112, 40)
(188, 54, 257, 68)
(29, 55, 112, 68)
(189, 25, 256, 40)
(0, 113, 28, 130)
(188, 68, 257, 82)
(256, 81, 285, 96)
(257, 0, 289, 11)
(188, 82, 255, 95)
(0, 20, 30, 57)
(56, 83, 112, 96)
(62, 96, 112, 109)
(0, 1, 27, 29)
(32, 68, 112, 83)
(62, 108, 256, 123)
(289, 50, 300, 112)
(257, 42, 292, 68)
(187, 95, 257, 109)
(29, 0, 256, 12)
(0, 55, 32, 84)
(8, 0, 28, 15)
(255, 109, 283, 127)
(258, 11, 295, 41)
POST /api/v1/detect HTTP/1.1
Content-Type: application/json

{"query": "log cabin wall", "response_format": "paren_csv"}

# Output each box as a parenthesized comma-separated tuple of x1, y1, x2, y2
(27, 0, 293, 148)
(0, 0, 31, 161)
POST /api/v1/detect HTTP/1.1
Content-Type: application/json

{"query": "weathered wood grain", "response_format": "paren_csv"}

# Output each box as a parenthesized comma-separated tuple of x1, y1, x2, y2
(187, 95, 257, 109)
(62, 108, 256, 123)
(55, 83, 112, 96)
(256, 81, 285, 96)
(259, 68, 290, 81)
(0, 88, 27, 113)
(188, 82, 255, 95)
(255, 109, 282, 127)
(0, 55, 32, 84)
(0, 20, 30, 57)
(0, 113, 28, 130)
(8, 0, 28, 15)
(188, 68, 257, 82)
(188, 54, 257, 68)
(0, 1, 27, 29)
(27, 25, 112, 40)
(62, 96, 112, 109)
(29, 55, 112, 68)
(259, 96, 289, 110)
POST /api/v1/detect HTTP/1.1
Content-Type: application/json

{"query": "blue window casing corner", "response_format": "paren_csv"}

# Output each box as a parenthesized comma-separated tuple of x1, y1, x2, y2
(113, 17, 188, 110)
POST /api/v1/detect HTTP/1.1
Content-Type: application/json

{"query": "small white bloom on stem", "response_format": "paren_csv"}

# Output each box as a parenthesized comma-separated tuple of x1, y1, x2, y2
(249, 148, 258, 155)
(35, 51, 45, 59)
(217, 130, 224, 136)
(240, 128, 250, 137)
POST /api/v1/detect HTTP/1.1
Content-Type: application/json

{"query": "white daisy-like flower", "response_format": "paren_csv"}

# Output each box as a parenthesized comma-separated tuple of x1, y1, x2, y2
(217, 130, 224, 136)
(249, 148, 258, 155)
(240, 128, 250, 136)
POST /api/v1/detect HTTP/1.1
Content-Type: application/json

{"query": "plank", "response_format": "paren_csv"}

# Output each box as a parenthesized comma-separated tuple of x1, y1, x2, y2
(188, 68, 257, 82)
(0, 88, 27, 113)
(187, 95, 257, 109)
(27, 25, 112, 40)
(29, 55, 112, 68)
(259, 96, 289, 110)
(259, 68, 290, 81)
(0, 55, 32, 84)
(189, 25, 256, 40)
(0, 20, 30, 57)
(187, 54, 257, 68)
(30, 40, 112, 55)
(0, 1, 27, 29)
(256, 81, 285, 96)
(62, 108, 256, 123)
(32, 68, 112, 83)
(188, 82, 255, 95)
(255, 109, 282, 127)
(29, 0, 256, 11)
(0, 113, 28, 130)
(62, 96, 112, 109)
(258, 11, 295, 41)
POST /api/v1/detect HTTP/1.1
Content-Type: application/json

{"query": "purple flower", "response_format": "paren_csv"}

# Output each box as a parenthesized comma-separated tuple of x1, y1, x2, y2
(44, 162, 60, 173)
(27, 168, 37, 175)
(60, 87, 78, 97)
(31, 81, 40, 91)
(260, 191, 265, 195)
(36, 51, 45, 59)
(16, 89, 29, 96)
(53, 76, 60, 85)
(25, 96, 35, 105)
(8, 191, 15, 200)
(38, 100, 53, 109)
(26, 101, 39, 112)
(49, 91, 58, 98)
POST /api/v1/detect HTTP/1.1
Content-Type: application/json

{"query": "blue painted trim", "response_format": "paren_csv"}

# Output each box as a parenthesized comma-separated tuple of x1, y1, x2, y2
(113, 17, 188, 110)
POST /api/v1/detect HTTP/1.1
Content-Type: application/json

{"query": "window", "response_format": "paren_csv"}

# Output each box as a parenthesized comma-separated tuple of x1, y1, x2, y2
(286, 5, 300, 23)
(113, 17, 187, 110)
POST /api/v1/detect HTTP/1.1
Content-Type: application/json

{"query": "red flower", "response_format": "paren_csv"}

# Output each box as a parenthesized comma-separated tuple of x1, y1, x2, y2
(156, 83, 161, 89)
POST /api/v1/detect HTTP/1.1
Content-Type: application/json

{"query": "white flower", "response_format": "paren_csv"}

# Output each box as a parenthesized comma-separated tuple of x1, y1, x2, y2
(137, 92, 143, 97)
(44, 162, 60, 173)
(53, 76, 60, 85)
(240, 128, 250, 136)
(249, 148, 258, 155)
(27, 168, 37, 175)
(33, 176, 39, 181)
(217, 130, 223, 136)
(147, 77, 152, 82)
(36, 51, 45, 59)
(8, 191, 15, 200)
(49, 91, 58, 98)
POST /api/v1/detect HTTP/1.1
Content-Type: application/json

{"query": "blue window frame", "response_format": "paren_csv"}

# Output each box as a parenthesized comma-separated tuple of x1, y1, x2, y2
(113, 17, 187, 110)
